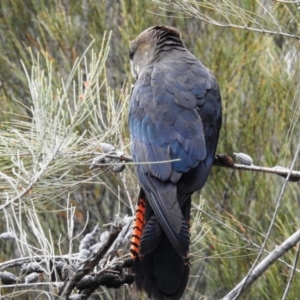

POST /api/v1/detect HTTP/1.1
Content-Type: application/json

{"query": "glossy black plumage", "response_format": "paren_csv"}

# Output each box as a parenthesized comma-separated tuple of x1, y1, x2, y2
(129, 25, 222, 299)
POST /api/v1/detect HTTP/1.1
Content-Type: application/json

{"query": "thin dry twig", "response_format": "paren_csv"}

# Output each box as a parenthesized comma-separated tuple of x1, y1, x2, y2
(193, 203, 300, 272)
(149, 0, 300, 40)
(221, 229, 300, 300)
(232, 143, 300, 299)
(282, 243, 300, 299)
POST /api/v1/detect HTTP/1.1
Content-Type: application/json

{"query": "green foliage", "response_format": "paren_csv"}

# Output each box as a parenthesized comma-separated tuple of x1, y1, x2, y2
(0, 0, 300, 299)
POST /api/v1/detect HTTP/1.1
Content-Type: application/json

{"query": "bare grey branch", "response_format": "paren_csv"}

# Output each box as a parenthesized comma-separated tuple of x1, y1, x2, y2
(221, 229, 300, 300)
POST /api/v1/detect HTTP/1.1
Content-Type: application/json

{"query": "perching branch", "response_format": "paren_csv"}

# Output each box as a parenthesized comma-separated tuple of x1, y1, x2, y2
(214, 154, 300, 182)
(91, 143, 300, 182)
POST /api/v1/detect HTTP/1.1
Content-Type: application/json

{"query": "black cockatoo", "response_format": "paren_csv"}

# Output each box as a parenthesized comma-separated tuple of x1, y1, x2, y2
(128, 25, 222, 300)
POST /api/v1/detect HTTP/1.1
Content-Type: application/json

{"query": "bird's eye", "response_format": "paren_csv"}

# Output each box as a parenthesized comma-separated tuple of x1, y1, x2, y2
(129, 49, 134, 60)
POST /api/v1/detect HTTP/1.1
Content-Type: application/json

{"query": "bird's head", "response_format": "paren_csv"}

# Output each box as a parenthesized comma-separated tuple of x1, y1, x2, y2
(129, 25, 185, 80)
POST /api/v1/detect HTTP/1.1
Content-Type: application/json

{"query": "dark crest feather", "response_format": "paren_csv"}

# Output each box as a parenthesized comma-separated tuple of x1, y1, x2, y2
(151, 25, 185, 53)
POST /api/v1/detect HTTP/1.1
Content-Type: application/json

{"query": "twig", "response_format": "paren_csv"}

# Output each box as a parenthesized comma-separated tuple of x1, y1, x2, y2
(232, 143, 300, 299)
(192, 202, 300, 273)
(282, 243, 300, 299)
(149, 0, 300, 40)
(57, 215, 134, 299)
(0, 255, 77, 271)
(220, 229, 300, 300)
(275, 0, 300, 3)
(58, 220, 122, 298)
(0, 281, 63, 289)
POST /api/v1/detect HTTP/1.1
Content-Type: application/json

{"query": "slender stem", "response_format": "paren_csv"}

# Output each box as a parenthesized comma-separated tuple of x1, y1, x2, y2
(221, 230, 300, 300)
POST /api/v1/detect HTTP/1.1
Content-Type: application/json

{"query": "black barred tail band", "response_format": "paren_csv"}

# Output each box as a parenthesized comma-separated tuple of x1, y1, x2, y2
(130, 197, 146, 259)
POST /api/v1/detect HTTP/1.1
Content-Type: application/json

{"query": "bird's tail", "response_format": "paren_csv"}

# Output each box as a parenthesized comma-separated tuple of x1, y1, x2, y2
(130, 190, 190, 300)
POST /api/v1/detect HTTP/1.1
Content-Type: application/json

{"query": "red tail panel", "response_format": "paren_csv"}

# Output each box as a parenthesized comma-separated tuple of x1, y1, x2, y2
(130, 197, 146, 259)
